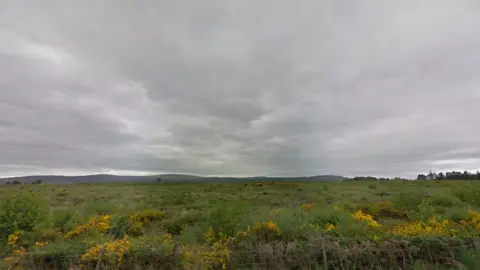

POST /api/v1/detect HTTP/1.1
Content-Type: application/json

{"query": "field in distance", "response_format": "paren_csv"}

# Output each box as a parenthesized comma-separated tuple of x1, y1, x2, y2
(1, 180, 479, 269)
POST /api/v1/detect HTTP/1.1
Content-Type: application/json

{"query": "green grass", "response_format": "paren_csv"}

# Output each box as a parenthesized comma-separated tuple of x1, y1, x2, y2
(1, 180, 479, 269)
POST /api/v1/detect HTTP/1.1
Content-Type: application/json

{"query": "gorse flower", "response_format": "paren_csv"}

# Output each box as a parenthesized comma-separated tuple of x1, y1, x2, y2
(392, 218, 454, 237)
(7, 231, 21, 246)
(65, 215, 111, 239)
(324, 223, 335, 232)
(204, 226, 217, 244)
(35, 241, 49, 247)
(249, 221, 281, 235)
(462, 209, 480, 230)
(182, 243, 230, 270)
(236, 231, 248, 239)
(351, 210, 380, 228)
(81, 236, 131, 266)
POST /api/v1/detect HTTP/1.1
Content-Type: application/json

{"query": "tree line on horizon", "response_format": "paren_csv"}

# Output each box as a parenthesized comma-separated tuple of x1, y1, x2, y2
(417, 170, 480, 180)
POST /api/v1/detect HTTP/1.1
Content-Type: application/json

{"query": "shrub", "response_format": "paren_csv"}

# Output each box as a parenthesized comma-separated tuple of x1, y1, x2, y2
(205, 203, 251, 237)
(248, 221, 281, 242)
(125, 209, 165, 236)
(453, 188, 480, 207)
(444, 207, 470, 222)
(64, 215, 111, 239)
(408, 201, 437, 221)
(425, 196, 461, 208)
(131, 209, 165, 223)
(81, 236, 132, 268)
(37, 228, 62, 242)
(180, 225, 203, 245)
(27, 240, 86, 268)
(109, 214, 130, 238)
(162, 209, 203, 235)
(391, 191, 424, 210)
(0, 192, 47, 241)
(51, 208, 77, 233)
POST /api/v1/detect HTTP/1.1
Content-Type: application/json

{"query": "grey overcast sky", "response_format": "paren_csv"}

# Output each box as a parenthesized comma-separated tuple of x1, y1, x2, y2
(1, 1, 480, 178)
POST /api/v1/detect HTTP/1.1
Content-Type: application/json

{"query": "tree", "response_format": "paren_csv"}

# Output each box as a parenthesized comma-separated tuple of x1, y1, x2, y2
(437, 172, 445, 180)
(32, 180, 42, 185)
(427, 170, 435, 180)
(463, 171, 472, 180)
(156, 178, 163, 183)
(417, 174, 427, 180)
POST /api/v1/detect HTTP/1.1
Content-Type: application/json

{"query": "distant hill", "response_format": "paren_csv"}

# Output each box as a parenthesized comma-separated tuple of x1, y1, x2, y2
(0, 174, 344, 184)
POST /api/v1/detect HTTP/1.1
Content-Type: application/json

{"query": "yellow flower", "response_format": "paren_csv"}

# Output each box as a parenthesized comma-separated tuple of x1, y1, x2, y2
(204, 226, 217, 244)
(324, 223, 335, 232)
(392, 218, 453, 237)
(351, 210, 381, 228)
(236, 231, 248, 238)
(35, 241, 49, 247)
(65, 215, 111, 239)
(248, 220, 281, 238)
(81, 236, 131, 266)
(7, 231, 20, 246)
(182, 243, 230, 270)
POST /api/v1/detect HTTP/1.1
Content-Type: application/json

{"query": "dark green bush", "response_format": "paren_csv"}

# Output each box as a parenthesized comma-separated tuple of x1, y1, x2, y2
(205, 202, 251, 237)
(0, 192, 47, 241)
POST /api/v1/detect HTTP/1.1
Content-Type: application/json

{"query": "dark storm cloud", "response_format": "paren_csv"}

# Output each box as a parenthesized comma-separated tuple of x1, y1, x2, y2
(1, 0, 480, 177)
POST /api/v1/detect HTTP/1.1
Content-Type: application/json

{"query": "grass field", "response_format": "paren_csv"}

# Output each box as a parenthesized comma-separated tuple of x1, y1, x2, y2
(1, 180, 480, 269)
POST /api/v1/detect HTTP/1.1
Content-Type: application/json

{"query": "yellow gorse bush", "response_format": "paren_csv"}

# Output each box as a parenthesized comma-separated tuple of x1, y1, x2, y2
(460, 209, 480, 230)
(392, 218, 454, 237)
(324, 223, 335, 232)
(7, 231, 21, 246)
(182, 243, 230, 270)
(81, 236, 131, 266)
(65, 215, 111, 239)
(182, 228, 233, 269)
(204, 226, 217, 244)
(249, 221, 281, 236)
(35, 241, 49, 247)
(352, 210, 380, 228)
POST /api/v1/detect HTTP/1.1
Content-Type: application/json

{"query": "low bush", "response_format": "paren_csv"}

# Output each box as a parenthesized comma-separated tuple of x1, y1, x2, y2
(0, 192, 47, 242)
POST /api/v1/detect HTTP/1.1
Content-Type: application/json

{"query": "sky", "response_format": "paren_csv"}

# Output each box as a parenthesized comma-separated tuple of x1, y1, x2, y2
(1, 1, 480, 178)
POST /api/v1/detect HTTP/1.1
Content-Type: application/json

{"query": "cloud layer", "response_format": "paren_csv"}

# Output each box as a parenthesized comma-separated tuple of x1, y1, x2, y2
(1, 0, 480, 177)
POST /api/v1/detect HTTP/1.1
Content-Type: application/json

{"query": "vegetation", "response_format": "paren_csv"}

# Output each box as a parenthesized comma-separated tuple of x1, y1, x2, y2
(418, 170, 480, 181)
(0, 180, 479, 269)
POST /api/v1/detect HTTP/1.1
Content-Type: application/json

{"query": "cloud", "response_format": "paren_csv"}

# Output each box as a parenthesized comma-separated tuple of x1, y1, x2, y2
(1, 0, 480, 177)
